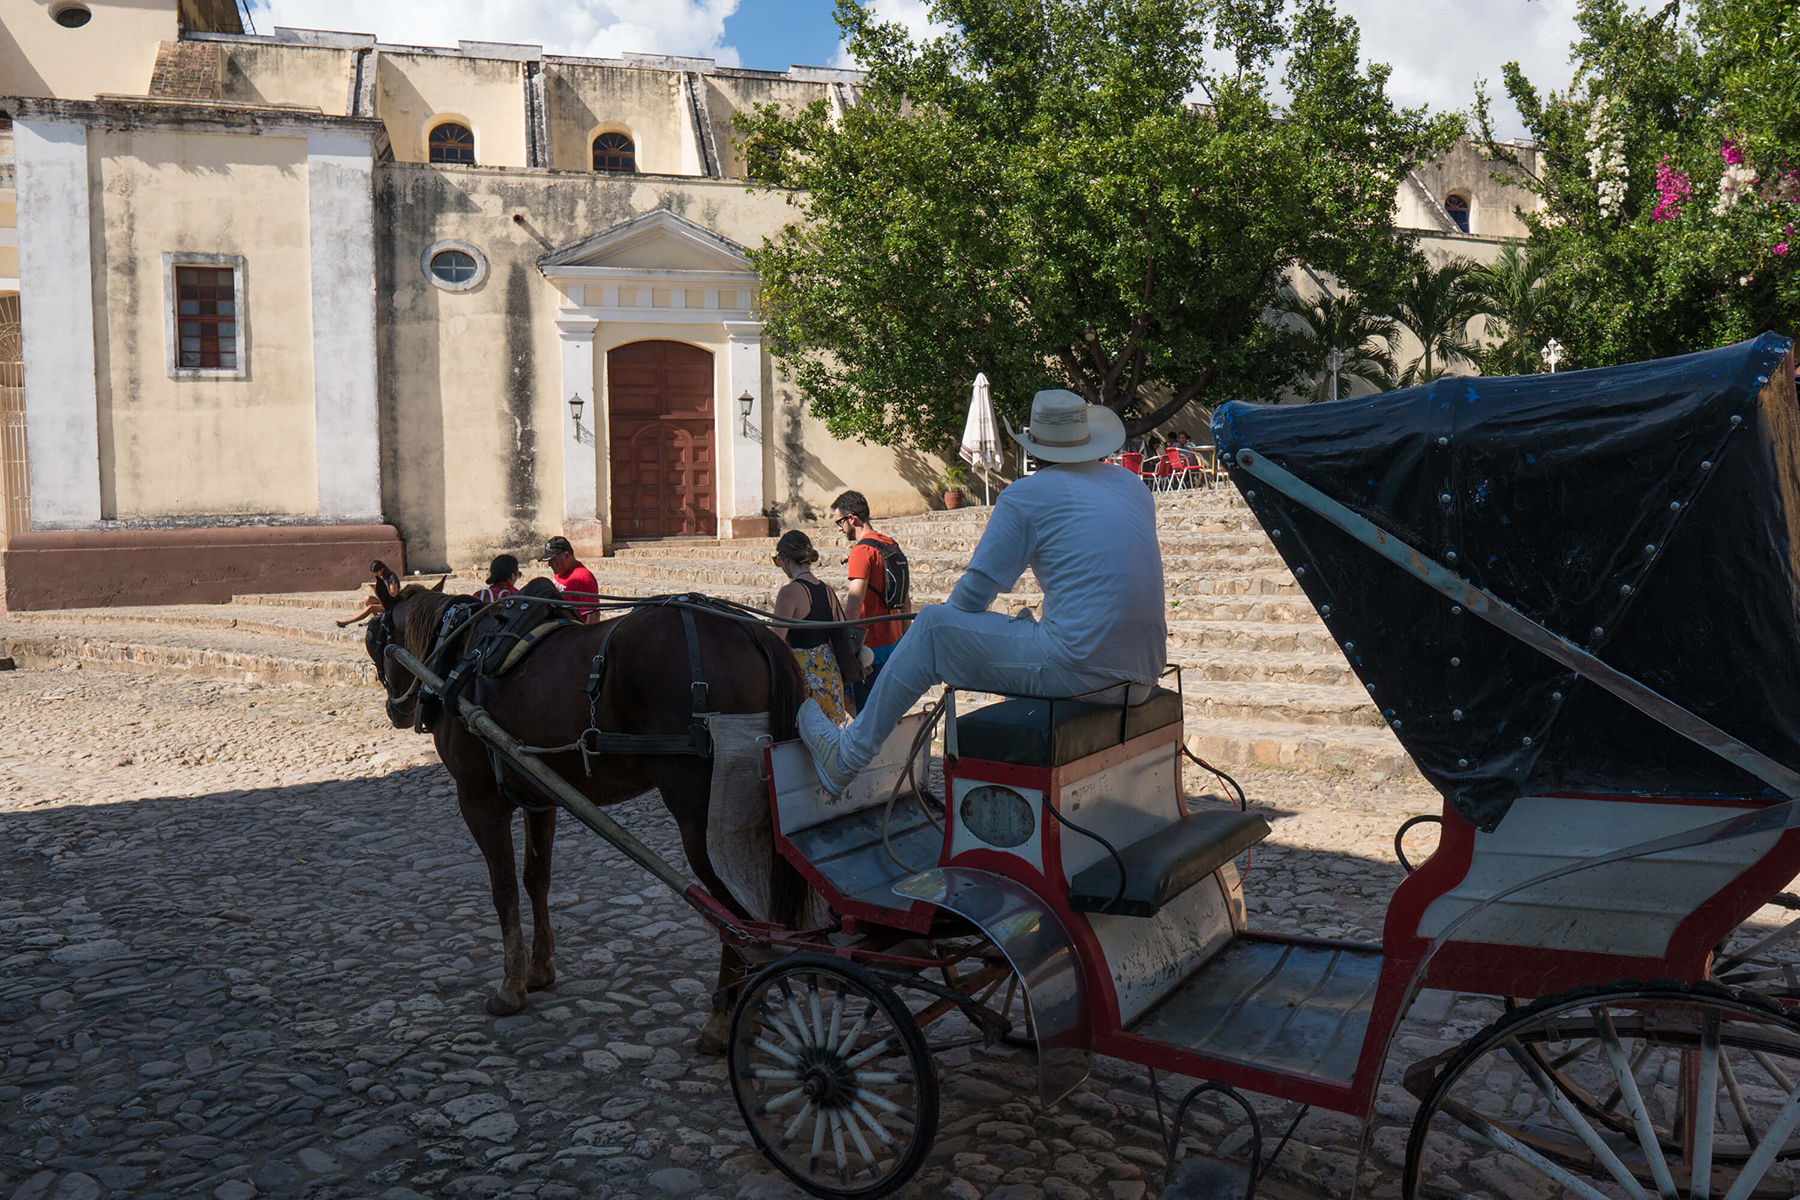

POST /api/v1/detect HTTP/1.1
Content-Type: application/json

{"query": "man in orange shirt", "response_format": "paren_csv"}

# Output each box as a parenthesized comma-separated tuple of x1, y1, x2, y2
(830, 490, 909, 708)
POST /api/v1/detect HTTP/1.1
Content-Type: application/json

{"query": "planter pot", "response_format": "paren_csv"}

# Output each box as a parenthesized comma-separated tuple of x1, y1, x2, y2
(942, 490, 964, 510)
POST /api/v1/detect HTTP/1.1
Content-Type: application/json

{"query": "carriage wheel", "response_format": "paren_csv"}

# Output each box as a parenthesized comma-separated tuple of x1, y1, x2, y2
(1405, 982, 1800, 1199)
(729, 953, 938, 1200)
(933, 939, 1037, 1049)
(1711, 894, 1800, 1004)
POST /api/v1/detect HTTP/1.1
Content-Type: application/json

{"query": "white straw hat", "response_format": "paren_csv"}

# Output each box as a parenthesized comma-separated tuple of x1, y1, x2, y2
(1005, 389, 1127, 463)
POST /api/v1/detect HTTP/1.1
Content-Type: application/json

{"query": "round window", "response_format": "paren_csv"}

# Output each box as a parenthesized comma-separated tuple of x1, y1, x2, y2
(430, 249, 477, 285)
(53, 3, 92, 26)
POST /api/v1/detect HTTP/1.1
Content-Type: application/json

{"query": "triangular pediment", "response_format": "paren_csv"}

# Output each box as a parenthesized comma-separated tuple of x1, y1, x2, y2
(539, 210, 753, 274)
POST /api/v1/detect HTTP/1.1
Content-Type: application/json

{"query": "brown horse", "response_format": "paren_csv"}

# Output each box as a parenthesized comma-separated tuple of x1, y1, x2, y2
(365, 579, 811, 1051)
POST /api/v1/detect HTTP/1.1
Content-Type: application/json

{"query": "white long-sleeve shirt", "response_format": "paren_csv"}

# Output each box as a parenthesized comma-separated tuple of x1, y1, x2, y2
(948, 460, 1167, 684)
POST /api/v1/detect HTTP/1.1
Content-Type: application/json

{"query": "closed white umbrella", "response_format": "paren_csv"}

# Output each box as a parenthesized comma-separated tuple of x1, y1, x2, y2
(958, 372, 1003, 505)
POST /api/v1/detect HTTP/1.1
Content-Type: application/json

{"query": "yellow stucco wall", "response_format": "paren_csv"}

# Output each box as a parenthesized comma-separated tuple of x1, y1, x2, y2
(378, 167, 945, 570)
(703, 75, 830, 181)
(0, 0, 175, 100)
(378, 52, 526, 167)
(544, 63, 691, 176)
(219, 43, 354, 114)
(88, 128, 318, 518)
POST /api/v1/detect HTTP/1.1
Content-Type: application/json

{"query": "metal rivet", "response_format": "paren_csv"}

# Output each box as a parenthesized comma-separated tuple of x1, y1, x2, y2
(1731, 415, 1743, 426)
(1343, 642, 1355, 652)
(1320, 605, 1332, 617)
(1245, 490, 1257, 502)
(1458, 758, 1470, 769)
(1241, 449, 1258, 461)
(1450, 656, 1461, 667)
(1669, 501, 1681, 512)
(1620, 584, 1632, 595)
(1445, 550, 1458, 563)
(1452, 709, 1465, 721)
(1271, 529, 1282, 538)
(1522, 736, 1533, 747)
(1295, 566, 1306, 577)
(1592, 626, 1604, 638)
(1701, 460, 1712, 470)
(1439, 493, 1454, 505)
(1451, 605, 1463, 615)
(1645, 544, 1656, 554)
(1392, 719, 1402, 729)
(1367, 683, 1377, 693)
(1551, 691, 1563, 702)
(1437, 436, 1450, 447)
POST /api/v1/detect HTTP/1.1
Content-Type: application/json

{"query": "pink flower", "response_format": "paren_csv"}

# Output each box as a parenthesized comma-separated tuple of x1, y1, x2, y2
(1722, 139, 1745, 165)
(1777, 243, 1791, 256)
(1652, 154, 1691, 222)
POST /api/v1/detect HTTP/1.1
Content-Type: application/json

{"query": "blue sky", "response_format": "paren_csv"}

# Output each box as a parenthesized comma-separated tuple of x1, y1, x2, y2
(722, 0, 845, 70)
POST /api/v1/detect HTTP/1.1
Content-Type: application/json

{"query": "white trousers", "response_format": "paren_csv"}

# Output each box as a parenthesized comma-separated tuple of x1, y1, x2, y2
(840, 604, 1142, 771)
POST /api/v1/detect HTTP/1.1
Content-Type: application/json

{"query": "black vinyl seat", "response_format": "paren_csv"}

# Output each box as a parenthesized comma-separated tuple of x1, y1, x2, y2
(1068, 809, 1270, 918)
(955, 687, 1183, 768)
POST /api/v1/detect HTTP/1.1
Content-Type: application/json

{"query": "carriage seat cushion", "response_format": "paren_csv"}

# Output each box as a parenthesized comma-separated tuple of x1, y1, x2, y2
(955, 687, 1183, 768)
(1068, 809, 1271, 918)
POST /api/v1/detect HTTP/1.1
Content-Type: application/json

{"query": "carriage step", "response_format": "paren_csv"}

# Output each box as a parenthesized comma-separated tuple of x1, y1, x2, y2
(1067, 809, 1270, 918)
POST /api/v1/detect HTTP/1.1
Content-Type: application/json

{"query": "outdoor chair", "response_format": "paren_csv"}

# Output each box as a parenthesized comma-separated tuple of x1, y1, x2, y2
(1163, 448, 1201, 490)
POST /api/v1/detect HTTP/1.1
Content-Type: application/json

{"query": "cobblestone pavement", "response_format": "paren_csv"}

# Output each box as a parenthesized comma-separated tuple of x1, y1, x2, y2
(1, 663, 1789, 1200)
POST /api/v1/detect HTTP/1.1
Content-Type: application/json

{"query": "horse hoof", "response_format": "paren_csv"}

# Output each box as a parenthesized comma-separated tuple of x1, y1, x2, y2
(526, 965, 556, 992)
(485, 989, 528, 1016)
(694, 1011, 731, 1056)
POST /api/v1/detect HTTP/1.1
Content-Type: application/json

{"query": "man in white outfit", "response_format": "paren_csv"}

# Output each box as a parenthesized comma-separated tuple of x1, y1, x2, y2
(800, 389, 1167, 795)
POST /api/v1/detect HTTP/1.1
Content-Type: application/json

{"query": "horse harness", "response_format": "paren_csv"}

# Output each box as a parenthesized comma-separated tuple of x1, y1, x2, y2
(403, 590, 721, 813)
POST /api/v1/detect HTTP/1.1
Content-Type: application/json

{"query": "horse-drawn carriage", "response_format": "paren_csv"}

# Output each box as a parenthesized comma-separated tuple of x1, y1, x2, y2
(383, 333, 1800, 1199)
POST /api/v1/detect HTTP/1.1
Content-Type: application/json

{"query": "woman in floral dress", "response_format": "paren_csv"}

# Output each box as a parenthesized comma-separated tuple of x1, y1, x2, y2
(770, 530, 855, 725)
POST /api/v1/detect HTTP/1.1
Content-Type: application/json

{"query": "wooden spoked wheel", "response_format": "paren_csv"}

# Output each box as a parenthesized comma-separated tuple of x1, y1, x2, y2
(1405, 983, 1800, 1199)
(728, 953, 938, 1200)
(933, 939, 1037, 1049)
(1712, 896, 1800, 1005)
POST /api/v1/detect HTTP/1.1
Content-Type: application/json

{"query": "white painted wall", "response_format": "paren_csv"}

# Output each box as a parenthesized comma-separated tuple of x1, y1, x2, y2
(14, 118, 101, 526)
(306, 132, 382, 522)
(557, 315, 598, 525)
(725, 320, 763, 524)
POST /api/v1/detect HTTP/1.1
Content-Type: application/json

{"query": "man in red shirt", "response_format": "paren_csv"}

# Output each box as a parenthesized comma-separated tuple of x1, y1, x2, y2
(539, 536, 599, 622)
(831, 490, 908, 707)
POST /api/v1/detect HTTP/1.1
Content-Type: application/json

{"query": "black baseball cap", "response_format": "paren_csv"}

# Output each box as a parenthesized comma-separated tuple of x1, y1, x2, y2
(538, 536, 574, 562)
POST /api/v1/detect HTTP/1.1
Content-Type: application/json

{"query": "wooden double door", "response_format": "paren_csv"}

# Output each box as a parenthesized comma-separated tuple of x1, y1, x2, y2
(607, 340, 716, 539)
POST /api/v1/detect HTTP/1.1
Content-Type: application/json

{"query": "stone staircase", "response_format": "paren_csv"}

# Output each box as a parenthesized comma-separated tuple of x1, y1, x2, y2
(0, 488, 1416, 776)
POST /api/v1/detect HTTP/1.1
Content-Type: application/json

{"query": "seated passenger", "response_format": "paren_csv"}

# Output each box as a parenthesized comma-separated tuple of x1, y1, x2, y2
(476, 554, 522, 604)
(800, 390, 1168, 795)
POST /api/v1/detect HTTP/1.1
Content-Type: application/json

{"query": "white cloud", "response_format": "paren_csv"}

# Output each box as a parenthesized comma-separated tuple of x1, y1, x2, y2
(829, 0, 1592, 136)
(253, 0, 744, 64)
(1335, 0, 1585, 136)
(831, 0, 950, 68)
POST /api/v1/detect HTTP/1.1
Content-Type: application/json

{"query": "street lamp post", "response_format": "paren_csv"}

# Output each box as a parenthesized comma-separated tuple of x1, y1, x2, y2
(1542, 339, 1565, 373)
(1326, 346, 1346, 401)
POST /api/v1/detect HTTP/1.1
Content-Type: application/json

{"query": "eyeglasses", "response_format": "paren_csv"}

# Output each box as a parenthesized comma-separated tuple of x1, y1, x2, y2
(833, 515, 852, 528)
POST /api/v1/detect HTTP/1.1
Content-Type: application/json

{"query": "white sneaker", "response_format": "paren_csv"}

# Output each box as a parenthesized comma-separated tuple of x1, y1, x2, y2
(798, 698, 854, 797)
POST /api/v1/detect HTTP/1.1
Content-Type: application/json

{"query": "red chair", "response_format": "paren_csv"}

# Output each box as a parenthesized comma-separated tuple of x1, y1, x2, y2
(1164, 447, 1201, 490)
(1150, 454, 1175, 490)
(1120, 451, 1144, 478)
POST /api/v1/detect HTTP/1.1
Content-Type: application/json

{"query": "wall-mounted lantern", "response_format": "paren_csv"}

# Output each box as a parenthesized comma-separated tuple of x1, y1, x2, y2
(568, 393, 585, 428)
(739, 390, 755, 436)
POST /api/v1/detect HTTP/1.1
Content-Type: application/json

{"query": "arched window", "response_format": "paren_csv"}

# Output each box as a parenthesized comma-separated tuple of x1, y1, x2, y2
(593, 132, 636, 173)
(428, 122, 476, 165)
(1444, 192, 1471, 234)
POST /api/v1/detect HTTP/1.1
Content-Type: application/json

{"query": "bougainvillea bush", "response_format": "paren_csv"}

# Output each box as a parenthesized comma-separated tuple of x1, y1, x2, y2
(1479, 0, 1799, 369)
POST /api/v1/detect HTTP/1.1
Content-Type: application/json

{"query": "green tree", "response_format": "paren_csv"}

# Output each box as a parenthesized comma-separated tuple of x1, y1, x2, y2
(1275, 288, 1397, 399)
(1475, 0, 1799, 369)
(1387, 257, 1483, 386)
(737, 0, 1459, 448)
(1465, 242, 1562, 375)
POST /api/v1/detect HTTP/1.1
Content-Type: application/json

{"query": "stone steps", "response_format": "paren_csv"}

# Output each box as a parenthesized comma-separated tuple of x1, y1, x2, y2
(2, 489, 1416, 776)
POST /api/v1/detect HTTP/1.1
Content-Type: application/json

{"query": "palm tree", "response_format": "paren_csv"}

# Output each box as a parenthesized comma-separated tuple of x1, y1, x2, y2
(1465, 242, 1560, 376)
(1276, 290, 1398, 401)
(1388, 258, 1484, 387)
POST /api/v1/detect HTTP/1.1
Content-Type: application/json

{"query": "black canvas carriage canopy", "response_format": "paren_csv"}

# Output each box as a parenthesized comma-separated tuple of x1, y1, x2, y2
(1213, 332, 1800, 830)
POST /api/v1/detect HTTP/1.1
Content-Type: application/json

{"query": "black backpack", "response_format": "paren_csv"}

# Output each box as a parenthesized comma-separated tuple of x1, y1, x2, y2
(855, 537, 911, 611)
